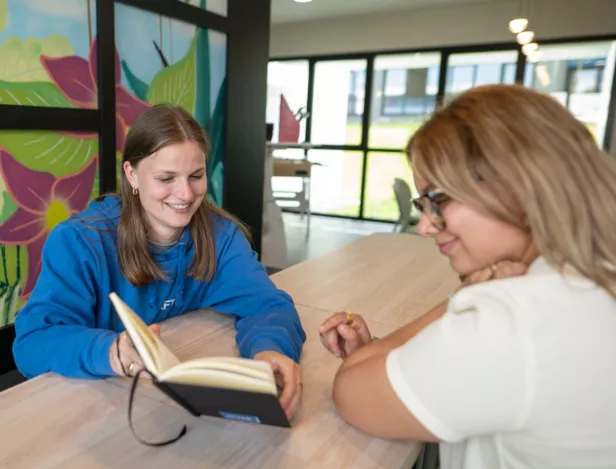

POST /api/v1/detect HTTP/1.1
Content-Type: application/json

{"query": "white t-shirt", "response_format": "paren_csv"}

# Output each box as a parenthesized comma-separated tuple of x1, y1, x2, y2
(386, 257, 616, 469)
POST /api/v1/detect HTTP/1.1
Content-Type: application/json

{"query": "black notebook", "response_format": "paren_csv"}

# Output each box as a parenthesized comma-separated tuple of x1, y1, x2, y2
(109, 292, 290, 437)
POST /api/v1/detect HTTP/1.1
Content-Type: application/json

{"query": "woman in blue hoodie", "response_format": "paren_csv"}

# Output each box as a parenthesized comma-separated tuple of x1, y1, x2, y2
(13, 104, 306, 419)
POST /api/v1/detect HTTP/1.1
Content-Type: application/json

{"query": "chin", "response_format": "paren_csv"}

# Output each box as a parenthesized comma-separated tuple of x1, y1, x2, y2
(448, 256, 474, 276)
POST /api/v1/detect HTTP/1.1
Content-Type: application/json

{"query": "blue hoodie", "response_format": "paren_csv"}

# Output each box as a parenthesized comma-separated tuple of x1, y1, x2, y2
(13, 196, 306, 379)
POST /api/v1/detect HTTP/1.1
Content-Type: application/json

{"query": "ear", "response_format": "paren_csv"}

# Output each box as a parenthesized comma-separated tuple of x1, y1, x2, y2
(123, 161, 138, 190)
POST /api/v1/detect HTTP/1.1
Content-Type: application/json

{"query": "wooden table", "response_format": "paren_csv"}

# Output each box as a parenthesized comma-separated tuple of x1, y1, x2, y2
(272, 233, 459, 327)
(0, 233, 458, 469)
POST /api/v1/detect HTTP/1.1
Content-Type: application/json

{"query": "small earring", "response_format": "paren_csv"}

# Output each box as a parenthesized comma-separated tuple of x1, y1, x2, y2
(132, 187, 139, 196)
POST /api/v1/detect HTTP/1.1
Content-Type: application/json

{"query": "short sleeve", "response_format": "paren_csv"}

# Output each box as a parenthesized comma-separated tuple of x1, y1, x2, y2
(386, 289, 535, 442)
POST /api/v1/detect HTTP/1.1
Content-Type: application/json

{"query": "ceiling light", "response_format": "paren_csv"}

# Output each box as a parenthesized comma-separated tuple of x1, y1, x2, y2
(516, 30, 535, 45)
(294, 0, 312, 2)
(508, 18, 528, 34)
(527, 50, 542, 63)
(522, 42, 539, 55)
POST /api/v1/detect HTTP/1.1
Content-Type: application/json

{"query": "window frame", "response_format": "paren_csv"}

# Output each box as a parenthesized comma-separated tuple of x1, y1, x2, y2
(269, 34, 616, 224)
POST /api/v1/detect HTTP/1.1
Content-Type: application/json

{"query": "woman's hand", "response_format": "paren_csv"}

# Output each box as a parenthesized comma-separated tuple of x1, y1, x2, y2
(461, 260, 529, 289)
(253, 350, 302, 420)
(109, 324, 161, 377)
(319, 312, 372, 359)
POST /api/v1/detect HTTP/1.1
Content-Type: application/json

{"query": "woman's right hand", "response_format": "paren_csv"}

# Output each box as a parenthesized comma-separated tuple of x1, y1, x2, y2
(319, 312, 372, 359)
(109, 324, 161, 376)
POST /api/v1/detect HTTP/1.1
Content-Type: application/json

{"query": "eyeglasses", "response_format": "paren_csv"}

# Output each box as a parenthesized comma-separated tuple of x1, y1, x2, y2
(412, 190, 451, 231)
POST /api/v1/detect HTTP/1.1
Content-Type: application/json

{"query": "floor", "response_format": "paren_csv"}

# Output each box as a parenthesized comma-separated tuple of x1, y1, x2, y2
(282, 212, 406, 266)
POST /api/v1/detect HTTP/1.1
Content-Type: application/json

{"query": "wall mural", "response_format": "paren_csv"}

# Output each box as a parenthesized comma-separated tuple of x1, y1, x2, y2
(115, 1, 227, 206)
(0, 0, 227, 326)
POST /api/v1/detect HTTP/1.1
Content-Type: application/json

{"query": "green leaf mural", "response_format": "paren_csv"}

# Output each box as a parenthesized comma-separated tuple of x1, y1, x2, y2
(206, 78, 226, 206)
(0, 245, 23, 293)
(0, 192, 17, 224)
(0, 80, 73, 107)
(0, 130, 98, 178)
(0, 0, 7, 33)
(195, 23, 211, 131)
(147, 35, 197, 114)
(0, 244, 25, 327)
(0, 35, 74, 83)
(121, 59, 149, 101)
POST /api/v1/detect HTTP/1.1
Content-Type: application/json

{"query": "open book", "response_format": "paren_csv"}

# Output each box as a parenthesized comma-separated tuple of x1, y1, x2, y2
(109, 292, 290, 433)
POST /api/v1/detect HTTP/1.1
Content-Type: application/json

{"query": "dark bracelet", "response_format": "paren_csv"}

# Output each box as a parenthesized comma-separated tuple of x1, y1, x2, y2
(116, 334, 130, 376)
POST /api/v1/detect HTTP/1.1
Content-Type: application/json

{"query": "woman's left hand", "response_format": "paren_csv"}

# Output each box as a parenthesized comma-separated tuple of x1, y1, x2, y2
(253, 350, 302, 420)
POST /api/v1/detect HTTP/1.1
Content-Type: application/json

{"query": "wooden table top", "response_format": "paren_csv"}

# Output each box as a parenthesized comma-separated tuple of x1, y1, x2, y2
(0, 233, 458, 468)
(272, 233, 459, 327)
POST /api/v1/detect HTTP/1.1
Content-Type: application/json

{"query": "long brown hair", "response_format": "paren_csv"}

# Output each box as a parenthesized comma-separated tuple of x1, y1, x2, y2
(119, 104, 250, 286)
(408, 84, 616, 298)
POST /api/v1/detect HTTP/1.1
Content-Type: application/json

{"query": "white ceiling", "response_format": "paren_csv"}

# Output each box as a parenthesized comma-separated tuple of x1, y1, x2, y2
(271, 0, 504, 24)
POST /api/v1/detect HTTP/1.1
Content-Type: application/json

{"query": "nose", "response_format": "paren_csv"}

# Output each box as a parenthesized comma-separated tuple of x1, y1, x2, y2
(416, 213, 439, 238)
(175, 178, 193, 201)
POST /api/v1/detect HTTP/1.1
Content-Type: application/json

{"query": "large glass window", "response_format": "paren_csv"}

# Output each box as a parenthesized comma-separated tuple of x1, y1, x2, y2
(266, 60, 309, 143)
(312, 60, 367, 146)
(268, 39, 616, 224)
(364, 152, 417, 221)
(307, 150, 364, 217)
(369, 53, 441, 150)
(348, 69, 366, 117)
(445, 50, 518, 101)
(524, 41, 616, 145)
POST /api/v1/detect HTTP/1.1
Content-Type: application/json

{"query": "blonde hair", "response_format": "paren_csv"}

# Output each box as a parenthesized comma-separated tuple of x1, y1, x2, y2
(119, 104, 250, 286)
(408, 84, 616, 298)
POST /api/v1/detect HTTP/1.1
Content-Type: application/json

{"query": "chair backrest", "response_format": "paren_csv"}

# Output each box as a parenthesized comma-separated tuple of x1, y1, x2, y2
(393, 178, 412, 223)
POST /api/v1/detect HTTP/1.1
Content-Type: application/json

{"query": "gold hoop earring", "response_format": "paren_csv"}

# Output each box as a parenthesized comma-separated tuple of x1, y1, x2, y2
(132, 187, 139, 196)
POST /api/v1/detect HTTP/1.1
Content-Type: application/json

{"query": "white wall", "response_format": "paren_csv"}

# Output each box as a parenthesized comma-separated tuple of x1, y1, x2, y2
(270, 0, 616, 58)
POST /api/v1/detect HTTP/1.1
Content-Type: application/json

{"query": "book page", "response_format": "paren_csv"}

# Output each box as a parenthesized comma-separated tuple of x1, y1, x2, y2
(160, 356, 275, 383)
(161, 368, 277, 395)
(109, 293, 180, 377)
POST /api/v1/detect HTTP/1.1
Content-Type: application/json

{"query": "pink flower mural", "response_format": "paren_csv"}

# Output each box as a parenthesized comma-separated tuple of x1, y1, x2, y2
(40, 36, 150, 152)
(0, 149, 98, 299)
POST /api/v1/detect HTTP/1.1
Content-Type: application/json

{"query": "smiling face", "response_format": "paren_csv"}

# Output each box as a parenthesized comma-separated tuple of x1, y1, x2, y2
(413, 175, 534, 275)
(123, 140, 207, 244)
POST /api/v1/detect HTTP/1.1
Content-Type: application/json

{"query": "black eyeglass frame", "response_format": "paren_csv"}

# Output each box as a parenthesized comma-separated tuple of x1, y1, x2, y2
(411, 190, 451, 230)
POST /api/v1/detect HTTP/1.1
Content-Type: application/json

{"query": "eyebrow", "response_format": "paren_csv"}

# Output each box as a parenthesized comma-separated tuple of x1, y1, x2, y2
(154, 167, 205, 176)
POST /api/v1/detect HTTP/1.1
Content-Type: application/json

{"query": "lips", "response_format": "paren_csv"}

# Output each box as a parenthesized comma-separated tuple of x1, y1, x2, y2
(166, 203, 190, 209)
(164, 201, 192, 213)
(437, 239, 457, 255)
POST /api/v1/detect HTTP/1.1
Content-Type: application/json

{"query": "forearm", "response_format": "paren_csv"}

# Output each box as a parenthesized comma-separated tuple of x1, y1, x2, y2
(13, 324, 118, 379)
(236, 311, 306, 363)
(341, 299, 448, 370)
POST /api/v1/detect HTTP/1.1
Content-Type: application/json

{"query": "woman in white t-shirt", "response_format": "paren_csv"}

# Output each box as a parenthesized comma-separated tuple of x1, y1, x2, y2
(319, 84, 616, 469)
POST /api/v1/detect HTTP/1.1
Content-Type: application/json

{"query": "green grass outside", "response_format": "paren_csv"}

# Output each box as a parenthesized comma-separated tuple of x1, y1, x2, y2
(313, 120, 422, 221)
